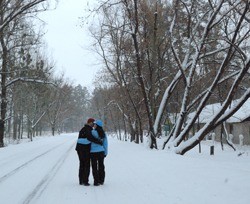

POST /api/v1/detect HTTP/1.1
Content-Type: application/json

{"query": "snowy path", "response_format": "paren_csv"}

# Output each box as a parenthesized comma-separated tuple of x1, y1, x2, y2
(0, 135, 76, 203)
(0, 133, 250, 204)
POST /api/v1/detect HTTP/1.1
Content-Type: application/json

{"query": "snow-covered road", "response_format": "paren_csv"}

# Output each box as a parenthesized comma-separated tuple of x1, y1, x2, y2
(0, 135, 76, 203)
(0, 133, 250, 204)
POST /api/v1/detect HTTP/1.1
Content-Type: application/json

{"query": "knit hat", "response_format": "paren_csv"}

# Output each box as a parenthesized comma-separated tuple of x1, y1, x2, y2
(94, 120, 103, 127)
(87, 118, 95, 124)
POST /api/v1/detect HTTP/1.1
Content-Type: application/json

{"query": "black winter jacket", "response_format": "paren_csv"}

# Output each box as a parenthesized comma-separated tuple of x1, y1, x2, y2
(75, 124, 102, 152)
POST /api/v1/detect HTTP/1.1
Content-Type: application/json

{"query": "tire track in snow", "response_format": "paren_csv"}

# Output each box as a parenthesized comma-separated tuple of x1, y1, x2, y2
(22, 142, 75, 204)
(0, 139, 73, 183)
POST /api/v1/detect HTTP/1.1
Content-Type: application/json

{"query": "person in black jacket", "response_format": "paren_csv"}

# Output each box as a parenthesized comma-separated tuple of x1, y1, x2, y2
(75, 118, 102, 186)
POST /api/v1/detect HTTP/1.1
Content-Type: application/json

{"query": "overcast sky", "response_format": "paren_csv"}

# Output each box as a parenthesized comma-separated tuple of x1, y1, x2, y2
(39, 0, 100, 88)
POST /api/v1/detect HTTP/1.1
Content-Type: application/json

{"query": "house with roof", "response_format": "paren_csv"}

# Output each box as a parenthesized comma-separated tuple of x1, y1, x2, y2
(187, 98, 250, 145)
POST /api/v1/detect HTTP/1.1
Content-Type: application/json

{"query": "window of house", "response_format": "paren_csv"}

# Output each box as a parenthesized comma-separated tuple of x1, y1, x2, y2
(229, 124, 234, 134)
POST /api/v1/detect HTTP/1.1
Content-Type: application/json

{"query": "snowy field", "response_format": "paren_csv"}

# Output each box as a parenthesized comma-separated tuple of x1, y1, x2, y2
(0, 133, 249, 204)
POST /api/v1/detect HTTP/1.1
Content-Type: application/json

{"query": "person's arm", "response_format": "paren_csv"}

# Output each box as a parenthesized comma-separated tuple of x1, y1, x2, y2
(78, 127, 85, 138)
(86, 131, 103, 145)
(103, 134, 108, 156)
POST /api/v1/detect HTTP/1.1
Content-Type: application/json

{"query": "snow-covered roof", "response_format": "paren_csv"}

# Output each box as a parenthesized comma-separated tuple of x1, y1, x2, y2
(187, 98, 250, 123)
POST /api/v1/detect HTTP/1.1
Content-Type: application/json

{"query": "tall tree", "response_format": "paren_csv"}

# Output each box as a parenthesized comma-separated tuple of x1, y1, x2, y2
(88, 0, 250, 154)
(0, 0, 52, 147)
(158, 0, 250, 154)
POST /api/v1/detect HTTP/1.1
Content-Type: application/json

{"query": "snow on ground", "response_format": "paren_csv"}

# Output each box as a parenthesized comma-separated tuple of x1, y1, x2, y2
(0, 133, 250, 204)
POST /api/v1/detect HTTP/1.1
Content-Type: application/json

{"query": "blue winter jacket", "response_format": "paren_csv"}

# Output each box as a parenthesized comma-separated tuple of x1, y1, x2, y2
(91, 129, 108, 156)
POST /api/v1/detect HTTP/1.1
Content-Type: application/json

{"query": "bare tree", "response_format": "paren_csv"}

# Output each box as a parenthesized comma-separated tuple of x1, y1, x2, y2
(89, 0, 172, 147)
(0, 0, 49, 33)
(158, 0, 250, 154)
(90, 5, 146, 143)
(0, 0, 54, 146)
(88, 0, 250, 154)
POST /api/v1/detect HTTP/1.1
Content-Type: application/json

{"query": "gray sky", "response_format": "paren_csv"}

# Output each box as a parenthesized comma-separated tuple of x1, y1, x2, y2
(39, 0, 100, 88)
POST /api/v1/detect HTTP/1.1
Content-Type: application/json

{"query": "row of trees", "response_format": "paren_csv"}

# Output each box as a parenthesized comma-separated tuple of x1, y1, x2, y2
(1, 0, 249, 156)
(87, 0, 250, 154)
(0, 0, 92, 147)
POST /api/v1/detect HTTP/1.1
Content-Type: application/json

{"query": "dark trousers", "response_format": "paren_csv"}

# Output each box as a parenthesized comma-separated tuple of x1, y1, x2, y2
(90, 152, 105, 184)
(77, 150, 90, 184)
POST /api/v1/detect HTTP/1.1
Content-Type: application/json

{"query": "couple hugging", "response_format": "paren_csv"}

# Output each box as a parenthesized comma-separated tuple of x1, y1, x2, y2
(75, 118, 108, 186)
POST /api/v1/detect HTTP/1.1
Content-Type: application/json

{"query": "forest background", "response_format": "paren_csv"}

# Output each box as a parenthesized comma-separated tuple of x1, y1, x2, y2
(0, 0, 249, 155)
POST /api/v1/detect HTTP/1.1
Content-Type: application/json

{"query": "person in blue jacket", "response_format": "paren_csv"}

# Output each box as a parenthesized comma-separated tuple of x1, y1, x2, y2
(90, 120, 108, 186)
